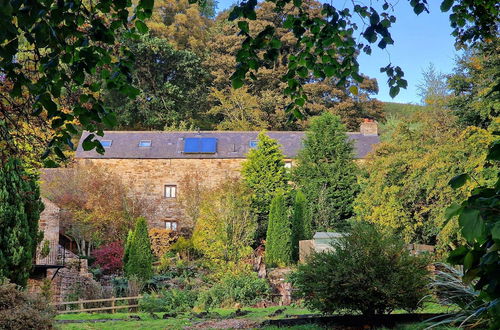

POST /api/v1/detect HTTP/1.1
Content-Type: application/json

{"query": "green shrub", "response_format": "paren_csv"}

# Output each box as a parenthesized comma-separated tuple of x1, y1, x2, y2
(139, 288, 198, 313)
(290, 223, 430, 316)
(265, 190, 292, 267)
(197, 272, 270, 309)
(124, 217, 153, 281)
(0, 282, 54, 329)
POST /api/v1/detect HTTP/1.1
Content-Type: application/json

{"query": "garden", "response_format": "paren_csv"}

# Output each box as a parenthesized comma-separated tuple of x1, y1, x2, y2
(1, 0, 499, 329)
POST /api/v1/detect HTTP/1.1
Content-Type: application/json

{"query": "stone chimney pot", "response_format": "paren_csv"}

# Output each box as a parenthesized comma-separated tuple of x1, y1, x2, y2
(360, 119, 378, 136)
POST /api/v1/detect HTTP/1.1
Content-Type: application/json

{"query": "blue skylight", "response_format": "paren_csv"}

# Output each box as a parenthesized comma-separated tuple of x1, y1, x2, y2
(138, 140, 152, 147)
(249, 140, 258, 148)
(100, 140, 112, 148)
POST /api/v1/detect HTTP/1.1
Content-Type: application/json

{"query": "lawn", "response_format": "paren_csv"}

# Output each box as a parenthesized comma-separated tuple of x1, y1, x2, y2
(55, 303, 457, 329)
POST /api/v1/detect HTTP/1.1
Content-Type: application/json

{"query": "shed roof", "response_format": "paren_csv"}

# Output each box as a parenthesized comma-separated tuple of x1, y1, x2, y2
(75, 131, 379, 159)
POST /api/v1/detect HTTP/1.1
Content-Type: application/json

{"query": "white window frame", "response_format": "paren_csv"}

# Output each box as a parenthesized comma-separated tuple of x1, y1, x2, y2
(164, 185, 177, 198)
(165, 221, 178, 231)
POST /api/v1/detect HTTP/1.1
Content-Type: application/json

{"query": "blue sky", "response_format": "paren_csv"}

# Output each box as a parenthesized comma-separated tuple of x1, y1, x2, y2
(215, 0, 459, 104)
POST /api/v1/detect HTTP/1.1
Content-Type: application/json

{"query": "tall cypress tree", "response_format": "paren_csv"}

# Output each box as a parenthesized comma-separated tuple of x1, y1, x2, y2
(265, 190, 292, 267)
(291, 189, 309, 262)
(242, 131, 289, 242)
(293, 113, 359, 232)
(124, 217, 153, 281)
(0, 158, 43, 287)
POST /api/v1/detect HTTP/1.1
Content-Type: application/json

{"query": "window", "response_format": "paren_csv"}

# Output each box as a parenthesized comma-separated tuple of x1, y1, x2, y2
(100, 140, 112, 148)
(164, 185, 177, 198)
(184, 138, 217, 153)
(138, 140, 152, 147)
(249, 140, 258, 148)
(165, 221, 178, 231)
(284, 161, 292, 169)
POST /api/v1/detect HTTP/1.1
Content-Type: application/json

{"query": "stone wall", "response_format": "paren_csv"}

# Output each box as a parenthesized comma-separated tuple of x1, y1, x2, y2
(39, 197, 60, 244)
(77, 158, 293, 230)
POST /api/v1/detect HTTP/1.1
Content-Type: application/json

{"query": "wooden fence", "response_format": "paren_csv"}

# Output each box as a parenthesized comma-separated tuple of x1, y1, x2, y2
(51, 296, 143, 314)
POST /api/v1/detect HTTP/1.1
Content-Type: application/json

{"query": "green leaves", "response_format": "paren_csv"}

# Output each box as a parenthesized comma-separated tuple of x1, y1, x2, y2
(449, 173, 470, 189)
(135, 21, 149, 34)
(458, 208, 485, 243)
(440, 0, 454, 12)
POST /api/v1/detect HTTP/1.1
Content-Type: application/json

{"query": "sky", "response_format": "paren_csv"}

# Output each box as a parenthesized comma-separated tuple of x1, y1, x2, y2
(214, 0, 460, 104)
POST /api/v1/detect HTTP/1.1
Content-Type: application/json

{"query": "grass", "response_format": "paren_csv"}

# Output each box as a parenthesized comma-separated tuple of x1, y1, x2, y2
(55, 303, 458, 329)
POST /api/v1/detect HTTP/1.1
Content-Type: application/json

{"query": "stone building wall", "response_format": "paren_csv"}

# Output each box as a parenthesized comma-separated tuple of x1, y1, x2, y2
(77, 158, 279, 230)
(39, 197, 60, 244)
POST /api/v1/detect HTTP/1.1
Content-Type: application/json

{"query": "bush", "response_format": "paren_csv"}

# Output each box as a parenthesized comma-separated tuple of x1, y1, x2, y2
(139, 288, 198, 313)
(197, 272, 270, 309)
(148, 228, 179, 258)
(265, 190, 292, 267)
(290, 223, 430, 315)
(124, 217, 153, 281)
(91, 241, 124, 275)
(0, 282, 54, 329)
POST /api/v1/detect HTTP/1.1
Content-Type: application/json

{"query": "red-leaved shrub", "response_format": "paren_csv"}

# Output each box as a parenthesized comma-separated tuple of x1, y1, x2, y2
(92, 242, 124, 275)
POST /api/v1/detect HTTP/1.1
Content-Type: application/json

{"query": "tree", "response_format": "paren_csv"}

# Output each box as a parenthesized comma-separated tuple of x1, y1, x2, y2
(241, 132, 289, 241)
(354, 109, 497, 250)
(0, 158, 44, 286)
(42, 163, 156, 255)
(207, 87, 268, 131)
(265, 190, 293, 267)
(192, 179, 257, 269)
(290, 223, 430, 316)
(207, 1, 385, 131)
(105, 36, 211, 130)
(147, 0, 215, 55)
(416, 63, 450, 107)
(1, 0, 154, 158)
(291, 189, 310, 262)
(293, 113, 359, 231)
(124, 217, 154, 282)
(447, 38, 500, 129)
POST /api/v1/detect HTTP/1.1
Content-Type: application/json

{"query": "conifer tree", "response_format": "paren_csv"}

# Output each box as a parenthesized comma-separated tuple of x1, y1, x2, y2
(265, 190, 292, 267)
(124, 217, 153, 281)
(293, 113, 359, 231)
(0, 158, 44, 287)
(291, 190, 309, 262)
(242, 132, 289, 242)
(123, 230, 134, 268)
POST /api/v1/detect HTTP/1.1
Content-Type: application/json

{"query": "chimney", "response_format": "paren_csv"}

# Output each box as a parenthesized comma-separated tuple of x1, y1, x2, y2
(360, 118, 378, 136)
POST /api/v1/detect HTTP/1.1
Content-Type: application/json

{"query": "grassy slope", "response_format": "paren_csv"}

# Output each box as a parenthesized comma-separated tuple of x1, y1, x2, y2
(383, 102, 425, 120)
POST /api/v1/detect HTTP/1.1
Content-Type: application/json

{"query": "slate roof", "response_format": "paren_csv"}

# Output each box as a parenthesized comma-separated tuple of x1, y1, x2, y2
(75, 131, 379, 159)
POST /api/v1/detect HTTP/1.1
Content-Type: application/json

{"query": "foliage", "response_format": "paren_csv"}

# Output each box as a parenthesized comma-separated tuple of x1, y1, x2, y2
(140, 288, 198, 313)
(0, 0, 153, 158)
(178, 172, 206, 227)
(445, 137, 500, 328)
(169, 237, 197, 261)
(42, 163, 156, 255)
(416, 63, 450, 107)
(147, 0, 215, 55)
(355, 109, 497, 250)
(197, 272, 270, 309)
(293, 113, 359, 231)
(291, 189, 310, 261)
(124, 217, 154, 282)
(0, 281, 54, 329)
(290, 223, 430, 316)
(148, 228, 179, 258)
(241, 132, 289, 241)
(265, 190, 293, 267)
(64, 280, 104, 308)
(91, 242, 125, 275)
(228, 0, 498, 118)
(207, 2, 384, 131)
(111, 277, 129, 298)
(192, 179, 257, 269)
(207, 87, 268, 130)
(447, 38, 500, 129)
(105, 36, 211, 130)
(0, 158, 43, 287)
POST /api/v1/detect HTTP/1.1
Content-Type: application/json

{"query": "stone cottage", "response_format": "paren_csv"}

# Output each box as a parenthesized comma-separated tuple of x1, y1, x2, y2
(73, 120, 379, 232)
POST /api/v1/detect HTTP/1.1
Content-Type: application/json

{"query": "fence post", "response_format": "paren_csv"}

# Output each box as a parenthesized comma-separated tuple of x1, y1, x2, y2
(111, 296, 115, 314)
(78, 299, 83, 311)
